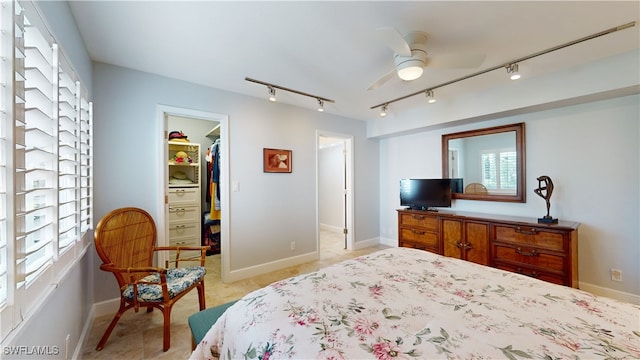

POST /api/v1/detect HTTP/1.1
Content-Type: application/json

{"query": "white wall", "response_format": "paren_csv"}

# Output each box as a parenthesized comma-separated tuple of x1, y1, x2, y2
(92, 62, 380, 302)
(379, 94, 639, 301)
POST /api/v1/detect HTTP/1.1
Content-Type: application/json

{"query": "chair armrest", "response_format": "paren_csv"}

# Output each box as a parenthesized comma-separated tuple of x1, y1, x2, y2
(154, 246, 210, 252)
(154, 246, 208, 267)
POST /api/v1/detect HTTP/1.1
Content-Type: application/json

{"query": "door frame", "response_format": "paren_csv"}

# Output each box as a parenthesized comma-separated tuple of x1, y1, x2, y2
(156, 105, 230, 280)
(316, 131, 354, 251)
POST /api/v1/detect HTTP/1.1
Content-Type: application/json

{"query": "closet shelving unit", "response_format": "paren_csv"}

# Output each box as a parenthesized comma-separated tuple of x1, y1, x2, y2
(167, 141, 201, 262)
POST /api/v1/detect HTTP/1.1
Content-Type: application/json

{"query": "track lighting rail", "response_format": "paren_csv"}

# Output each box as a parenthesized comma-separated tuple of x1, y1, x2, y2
(371, 21, 636, 111)
(245, 77, 335, 104)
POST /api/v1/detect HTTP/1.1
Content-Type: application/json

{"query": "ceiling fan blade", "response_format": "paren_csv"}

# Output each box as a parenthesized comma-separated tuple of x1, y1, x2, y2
(367, 68, 397, 91)
(424, 53, 487, 68)
(377, 27, 411, 56)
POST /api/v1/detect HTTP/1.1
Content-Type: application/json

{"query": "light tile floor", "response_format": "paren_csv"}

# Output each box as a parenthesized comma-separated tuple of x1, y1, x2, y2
(80, 230, 389, 359)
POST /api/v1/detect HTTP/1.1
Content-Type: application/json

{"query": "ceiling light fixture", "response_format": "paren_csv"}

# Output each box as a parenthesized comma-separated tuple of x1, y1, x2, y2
(396, 61, 424, 81)
(246, 77, 335, 111)
(380, 104, 388, 117)
(506, 63, 521, 80)
(268, 85, 276, 101)
(371, 21, 635, 113)
(425, 90, 436, 103)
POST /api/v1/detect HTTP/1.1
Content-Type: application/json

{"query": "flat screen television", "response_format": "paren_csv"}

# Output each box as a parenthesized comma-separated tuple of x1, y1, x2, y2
(400, 178, 452, 211)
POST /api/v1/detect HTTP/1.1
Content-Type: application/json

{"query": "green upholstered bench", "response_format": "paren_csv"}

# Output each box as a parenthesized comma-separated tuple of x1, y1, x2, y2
(188, 300, 238, 349)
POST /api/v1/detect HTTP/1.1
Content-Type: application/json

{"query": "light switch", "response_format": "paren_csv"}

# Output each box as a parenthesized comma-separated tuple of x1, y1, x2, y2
(232, 181, 239, 192)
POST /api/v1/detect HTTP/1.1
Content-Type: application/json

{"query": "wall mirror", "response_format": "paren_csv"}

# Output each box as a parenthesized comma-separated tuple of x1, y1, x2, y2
(442, 123, 525, 202)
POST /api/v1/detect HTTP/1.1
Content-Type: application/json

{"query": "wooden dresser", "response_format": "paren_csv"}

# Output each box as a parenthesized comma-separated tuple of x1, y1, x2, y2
(398, 209, 580, 288)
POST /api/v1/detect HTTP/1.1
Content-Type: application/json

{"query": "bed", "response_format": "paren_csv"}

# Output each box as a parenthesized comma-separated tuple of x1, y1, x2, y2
(190, 247, 640, 359)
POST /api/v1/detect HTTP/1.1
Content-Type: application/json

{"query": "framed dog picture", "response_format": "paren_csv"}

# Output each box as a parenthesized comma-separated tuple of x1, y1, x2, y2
(263, 148, 292, 173)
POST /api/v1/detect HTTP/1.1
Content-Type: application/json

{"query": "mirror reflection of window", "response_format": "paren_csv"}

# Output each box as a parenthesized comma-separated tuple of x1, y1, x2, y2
(481, 150, 517, 193)
(442, 123, 525, 202)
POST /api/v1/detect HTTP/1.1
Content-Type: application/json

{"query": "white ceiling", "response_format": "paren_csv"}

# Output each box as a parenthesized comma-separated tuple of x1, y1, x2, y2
(67, 1, 640, 122)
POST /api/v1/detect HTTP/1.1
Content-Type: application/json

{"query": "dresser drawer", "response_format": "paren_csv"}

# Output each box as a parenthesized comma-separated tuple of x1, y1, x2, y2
(168, 187, 200, 205)
(494, 263, 565, 286)
(169, 205, 200, 223)
(399, 227, 439, 250)
(492, 243, 565, 273)
(169, 222, 200, 241)
(399, 239, 439, 253)
(399, 213, 438, 231)
(494, 225, 565, 251)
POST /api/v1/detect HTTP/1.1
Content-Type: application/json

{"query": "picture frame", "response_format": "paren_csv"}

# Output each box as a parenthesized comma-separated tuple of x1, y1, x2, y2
(263, 148, 292, 173)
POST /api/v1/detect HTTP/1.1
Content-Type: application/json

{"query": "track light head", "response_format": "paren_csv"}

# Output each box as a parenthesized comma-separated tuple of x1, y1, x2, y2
(380, 104, 388, 117)
(506, 63, 521, 80)
(425, 90, 436, 104)
(317, 99, 324, 112)
(268, 85, 276, 101)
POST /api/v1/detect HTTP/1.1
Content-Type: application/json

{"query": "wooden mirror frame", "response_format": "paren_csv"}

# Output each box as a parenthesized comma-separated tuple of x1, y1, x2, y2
(442, 123, 526, 203)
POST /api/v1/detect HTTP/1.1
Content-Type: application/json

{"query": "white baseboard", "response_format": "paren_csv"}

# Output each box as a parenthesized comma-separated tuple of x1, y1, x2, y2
(73, 305, 96, 360)
(352, 237, 377, 250)
(93, 297, 121, 318)
(319, 223, 342, 233)
(377, 236, 397, 248)
(578, 281, 640, 304)
(226, 251, 319, 283)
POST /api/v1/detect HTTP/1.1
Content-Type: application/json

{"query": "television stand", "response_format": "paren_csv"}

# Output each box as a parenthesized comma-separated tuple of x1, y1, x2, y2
(397, 209, 580, 288)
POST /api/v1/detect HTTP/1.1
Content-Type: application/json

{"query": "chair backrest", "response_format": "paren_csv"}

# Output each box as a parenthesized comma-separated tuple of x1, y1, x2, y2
(464, 183, 488, 194)
(94, 207, 157, 287)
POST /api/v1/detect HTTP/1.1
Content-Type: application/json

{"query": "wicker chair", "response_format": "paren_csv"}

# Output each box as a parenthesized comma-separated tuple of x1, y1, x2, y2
(94, 207, 208, 352)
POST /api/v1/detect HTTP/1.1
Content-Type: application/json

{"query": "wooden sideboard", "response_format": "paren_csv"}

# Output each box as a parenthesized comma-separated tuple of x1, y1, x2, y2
(398, 209, 580, 288)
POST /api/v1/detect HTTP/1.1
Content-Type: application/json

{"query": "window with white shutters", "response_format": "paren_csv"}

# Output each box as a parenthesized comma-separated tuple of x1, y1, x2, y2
(0, 0, 93, 340)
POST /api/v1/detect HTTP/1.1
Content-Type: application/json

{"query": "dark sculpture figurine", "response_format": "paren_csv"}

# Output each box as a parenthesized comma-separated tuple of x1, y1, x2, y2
(534, 175, 558, 224)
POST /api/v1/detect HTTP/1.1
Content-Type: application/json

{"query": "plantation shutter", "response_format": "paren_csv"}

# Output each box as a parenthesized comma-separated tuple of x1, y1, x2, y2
(14, 1, 57, 290)
(78, 85, 92, 238)
(499, 151, 517, 190)
(57, 52, 77, 252)
(0, 0, 10, 314)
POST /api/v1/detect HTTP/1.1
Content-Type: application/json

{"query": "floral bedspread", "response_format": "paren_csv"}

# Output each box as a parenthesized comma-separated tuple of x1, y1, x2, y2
(191, 247, 640, 359)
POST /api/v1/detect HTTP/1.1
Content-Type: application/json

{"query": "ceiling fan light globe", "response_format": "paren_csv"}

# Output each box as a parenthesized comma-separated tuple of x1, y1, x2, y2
(397, 65, 423, 81)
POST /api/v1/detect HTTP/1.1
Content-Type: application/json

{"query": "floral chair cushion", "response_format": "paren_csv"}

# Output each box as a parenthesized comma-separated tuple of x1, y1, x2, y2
(122, 266, 206, 302)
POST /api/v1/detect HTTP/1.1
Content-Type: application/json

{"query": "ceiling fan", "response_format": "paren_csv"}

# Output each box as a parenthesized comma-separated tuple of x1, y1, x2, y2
(368, 27, 487, 90)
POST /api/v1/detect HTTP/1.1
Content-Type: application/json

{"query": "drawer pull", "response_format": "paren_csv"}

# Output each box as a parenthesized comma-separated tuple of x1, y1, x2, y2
(412, 215, 426, 220)
(515, 226, 538, 235)
(456, 242, 473, 250)
(411, 229, 426, 235)
(456, 241, 464, 249)
(516, 268, 540, 278)
(515, 247, 539, 257)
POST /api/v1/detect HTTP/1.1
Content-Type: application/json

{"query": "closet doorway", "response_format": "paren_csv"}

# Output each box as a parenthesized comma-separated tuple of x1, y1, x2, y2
(317, 132, 354, 257)
(156, 105, 229, 281)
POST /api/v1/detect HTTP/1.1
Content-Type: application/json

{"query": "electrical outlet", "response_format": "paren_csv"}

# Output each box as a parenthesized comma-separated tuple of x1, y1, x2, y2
(290, 242, 295, 251)
(611, 269, 622, 282)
